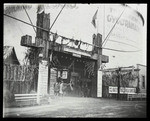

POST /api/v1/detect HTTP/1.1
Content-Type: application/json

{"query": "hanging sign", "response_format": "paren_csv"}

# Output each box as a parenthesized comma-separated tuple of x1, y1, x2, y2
(64, 46, 91, 57)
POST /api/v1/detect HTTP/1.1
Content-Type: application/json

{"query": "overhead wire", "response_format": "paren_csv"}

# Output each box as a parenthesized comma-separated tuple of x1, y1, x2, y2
(105, 39, 140, 49)
(102, 47, 141, 52)
(23, 5, 36, 33)
(4, 12, 141, 53)
(100, 4, 140, 52)
(50, 4, 66, 31)
(102, 5, 126, 47)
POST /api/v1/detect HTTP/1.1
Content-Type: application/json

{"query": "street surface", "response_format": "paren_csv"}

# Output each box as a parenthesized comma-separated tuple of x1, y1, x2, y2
(3, 97, 146, 118)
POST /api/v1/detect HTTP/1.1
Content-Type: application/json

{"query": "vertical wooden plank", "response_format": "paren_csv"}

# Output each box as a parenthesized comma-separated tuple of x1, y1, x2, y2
(42, 13, 50, 59)
(14, 65, 16, 81)
(3, 64, 6, 80)
(4, 64, 6, 80)
(18, 65, 20, 81)
(11, 65, 14, 81)
(17, 65, 19, 81)
(21, 66, 23, 81)
(16, 65, 18, 81)
(8, 64, 11, 81)
(6, 64, 8, 80)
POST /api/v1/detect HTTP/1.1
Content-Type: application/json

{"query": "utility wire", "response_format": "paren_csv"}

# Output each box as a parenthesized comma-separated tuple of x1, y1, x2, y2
(50, 4, 66, 31)
(4, 13, 49, 32)
(23, 5, 36, 33)
(106, 39, 139, 49)
(102, 47, 141, 52)
(102, 6, 126, 47)
(4, 13, 140, 53)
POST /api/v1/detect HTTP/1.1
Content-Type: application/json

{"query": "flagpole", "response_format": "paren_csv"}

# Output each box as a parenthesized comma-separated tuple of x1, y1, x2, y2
(103, 4, 105, 43)
(97, 7, 99, 34)
(97, 17, 98, 34)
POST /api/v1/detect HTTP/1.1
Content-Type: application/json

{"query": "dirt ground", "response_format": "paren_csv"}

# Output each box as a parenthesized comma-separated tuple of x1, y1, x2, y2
(3, 96, 147, 118)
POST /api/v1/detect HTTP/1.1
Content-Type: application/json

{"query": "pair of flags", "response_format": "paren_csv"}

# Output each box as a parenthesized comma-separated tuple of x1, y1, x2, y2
(91, 9, 98, 28)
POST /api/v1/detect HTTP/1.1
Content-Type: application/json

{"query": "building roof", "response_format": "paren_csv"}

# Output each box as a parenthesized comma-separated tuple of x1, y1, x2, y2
(3, 46, 20, 65)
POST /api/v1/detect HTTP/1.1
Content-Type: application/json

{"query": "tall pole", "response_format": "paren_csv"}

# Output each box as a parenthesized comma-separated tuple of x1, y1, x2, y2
(117, 67, 121, 100)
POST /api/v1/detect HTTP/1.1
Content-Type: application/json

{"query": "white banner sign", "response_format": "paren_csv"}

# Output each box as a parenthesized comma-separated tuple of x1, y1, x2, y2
(97, 70, 102, 97)
(37, 60, 48, 95)
(109, 86, 136, 94)
(64, 47, 91, 57)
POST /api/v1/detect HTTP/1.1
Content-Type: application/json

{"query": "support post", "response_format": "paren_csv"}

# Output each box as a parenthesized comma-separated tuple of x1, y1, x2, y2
(117, 67, 121, 100)
(96, 33, 102, 97)
(36, 11, 50, 104)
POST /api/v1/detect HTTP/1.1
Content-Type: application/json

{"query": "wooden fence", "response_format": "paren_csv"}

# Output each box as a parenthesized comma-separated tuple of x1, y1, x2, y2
(3, 64, 35, 82)
(3, 64, 37, 94)
(102, 70, 139, 98)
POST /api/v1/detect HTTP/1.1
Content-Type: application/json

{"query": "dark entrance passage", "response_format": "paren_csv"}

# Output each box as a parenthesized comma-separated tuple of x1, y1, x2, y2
(48, 50, 97, 97)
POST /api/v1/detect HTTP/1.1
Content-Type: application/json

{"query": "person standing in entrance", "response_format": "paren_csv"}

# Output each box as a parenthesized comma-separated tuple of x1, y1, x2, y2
(59, 80, 64, 97)
(54, 81, 60, 96)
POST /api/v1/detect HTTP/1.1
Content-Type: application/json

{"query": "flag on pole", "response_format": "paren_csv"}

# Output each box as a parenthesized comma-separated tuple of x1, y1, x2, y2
(53, 32, 59, 42)
(37, 5, 45, 14)
(91, 9, 98, 28)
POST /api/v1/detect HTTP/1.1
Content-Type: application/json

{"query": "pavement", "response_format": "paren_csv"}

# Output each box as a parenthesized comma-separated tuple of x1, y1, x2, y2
(3, 96, 147, 118)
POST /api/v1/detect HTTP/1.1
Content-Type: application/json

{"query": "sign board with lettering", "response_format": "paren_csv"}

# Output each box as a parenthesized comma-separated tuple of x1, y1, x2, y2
(101, 4, 144, 51)
(109, 86, 136, 94)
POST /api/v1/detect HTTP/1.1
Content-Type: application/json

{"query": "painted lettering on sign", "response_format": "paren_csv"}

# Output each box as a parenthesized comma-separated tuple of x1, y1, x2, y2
(109, 86, 136, 94)
(103, 4, 144, 51)
(107, 15, 139, 31)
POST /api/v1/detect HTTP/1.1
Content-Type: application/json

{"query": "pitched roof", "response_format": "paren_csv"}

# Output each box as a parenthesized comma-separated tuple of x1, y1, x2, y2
(3, 46, 20, 65)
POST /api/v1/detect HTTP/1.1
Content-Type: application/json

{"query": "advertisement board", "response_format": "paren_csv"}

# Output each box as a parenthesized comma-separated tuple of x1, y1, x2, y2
(103, 4, 144, 51)
(109, 86, 136, 94)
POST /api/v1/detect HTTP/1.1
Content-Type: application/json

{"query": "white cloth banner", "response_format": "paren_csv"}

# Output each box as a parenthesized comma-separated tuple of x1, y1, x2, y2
(97, 70, 102, 97)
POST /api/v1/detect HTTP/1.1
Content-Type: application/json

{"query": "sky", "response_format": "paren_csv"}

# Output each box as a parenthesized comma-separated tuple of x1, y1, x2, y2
(3, 3, 147, 68)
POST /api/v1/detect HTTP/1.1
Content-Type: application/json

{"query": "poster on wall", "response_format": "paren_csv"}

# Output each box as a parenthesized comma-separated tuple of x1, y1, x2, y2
(61, 70, 68, 79)
(109, 86, 136, 94)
